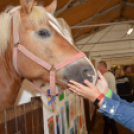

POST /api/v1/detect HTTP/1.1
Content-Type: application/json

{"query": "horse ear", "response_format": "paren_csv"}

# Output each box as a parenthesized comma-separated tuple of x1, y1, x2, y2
(45, 0, 57, 15)
(20, 0, 35, 14)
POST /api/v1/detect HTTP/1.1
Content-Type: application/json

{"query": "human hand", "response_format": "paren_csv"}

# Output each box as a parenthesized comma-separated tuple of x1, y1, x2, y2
(68, 79, 101, 102)
(96, 70, 109, 96)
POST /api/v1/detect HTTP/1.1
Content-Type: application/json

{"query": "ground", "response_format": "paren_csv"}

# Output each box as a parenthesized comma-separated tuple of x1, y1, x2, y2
(91, 112, 133, 134)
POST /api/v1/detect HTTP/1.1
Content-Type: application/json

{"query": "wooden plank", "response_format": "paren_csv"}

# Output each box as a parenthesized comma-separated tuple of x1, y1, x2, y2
(41, 0, 70, 10)
(6, 108, 17, 134)
(31, 100, 40, 134)
(57, 0, 122, 26)
(37, 98, 44, 134)
(0, 0, 19, 12)
(122, 5, 134, 19)
(71, 0, 78, 4)
(31, 97, 44, 134)
(127, 0, 134, 2)
(101, 0, 123, 12)
(83, 99, 90, 134)
(72, 8, 121, 39)
(25, 103, 33, 134)
(0, 0, 70, 12)
(16, 105, 26, 134)
(38, 106, 44, 134)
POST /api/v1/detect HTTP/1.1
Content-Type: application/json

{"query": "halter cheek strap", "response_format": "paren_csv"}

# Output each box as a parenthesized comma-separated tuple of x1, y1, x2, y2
(12, 12, 86, 96)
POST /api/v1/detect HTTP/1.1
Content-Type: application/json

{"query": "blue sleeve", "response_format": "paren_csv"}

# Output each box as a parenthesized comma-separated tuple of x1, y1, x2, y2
(98, 96, 134, 132)
(111, 92, 134, 107)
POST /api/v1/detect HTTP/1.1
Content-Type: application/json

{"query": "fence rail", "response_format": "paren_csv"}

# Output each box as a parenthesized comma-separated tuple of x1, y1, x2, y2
(0, 97, 44, 134)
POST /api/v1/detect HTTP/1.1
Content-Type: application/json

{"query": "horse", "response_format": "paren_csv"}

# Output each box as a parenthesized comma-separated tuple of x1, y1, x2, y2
(0, 0, 97, 110)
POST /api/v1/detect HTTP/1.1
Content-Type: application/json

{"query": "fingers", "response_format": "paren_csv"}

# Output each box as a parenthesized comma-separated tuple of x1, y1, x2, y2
(69, 87, 85, 97)
(69, 87, 75, 92)
(68, 80, 101, 101)
(68, 79, 93, 92)
(67, 81, 86, 96)
(69, 80, 85, 89)
(68, 83, 78, 90)
(83, 79, 92, 88)
(68, 83, 82, 94)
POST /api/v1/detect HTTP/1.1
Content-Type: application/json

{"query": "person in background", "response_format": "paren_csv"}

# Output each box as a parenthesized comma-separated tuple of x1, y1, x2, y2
(124, 66, 134, 95)
(109, 67, 115, 75)
(97, 61, 117, 94)
(116, 69, 133, 102)
(97, 61, 118, 134)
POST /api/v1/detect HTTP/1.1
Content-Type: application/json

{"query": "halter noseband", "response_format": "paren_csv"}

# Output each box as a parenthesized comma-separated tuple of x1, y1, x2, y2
(12, 12, 86, 96)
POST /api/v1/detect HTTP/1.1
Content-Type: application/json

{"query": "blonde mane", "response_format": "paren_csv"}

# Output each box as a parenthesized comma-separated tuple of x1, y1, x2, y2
(0, 5, 49, 56)
(0, 12, 11, 56)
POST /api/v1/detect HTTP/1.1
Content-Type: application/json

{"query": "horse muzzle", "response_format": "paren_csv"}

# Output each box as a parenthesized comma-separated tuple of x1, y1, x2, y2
(61, 60, 98, 85)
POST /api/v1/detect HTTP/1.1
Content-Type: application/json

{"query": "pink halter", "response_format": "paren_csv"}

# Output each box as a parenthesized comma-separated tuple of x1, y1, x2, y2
(12, 12, 86, 96)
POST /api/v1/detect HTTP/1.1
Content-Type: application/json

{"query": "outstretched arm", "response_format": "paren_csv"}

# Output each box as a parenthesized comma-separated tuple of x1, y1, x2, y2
(98, 95, 134, 132)
(110, 92, 134, 107)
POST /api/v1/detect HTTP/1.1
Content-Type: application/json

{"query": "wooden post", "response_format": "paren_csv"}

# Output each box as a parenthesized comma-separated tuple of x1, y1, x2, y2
(83, 98, 91, 134)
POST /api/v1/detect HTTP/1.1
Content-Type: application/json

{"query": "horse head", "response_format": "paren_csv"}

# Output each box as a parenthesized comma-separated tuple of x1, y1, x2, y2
(9, 0, 97, 92)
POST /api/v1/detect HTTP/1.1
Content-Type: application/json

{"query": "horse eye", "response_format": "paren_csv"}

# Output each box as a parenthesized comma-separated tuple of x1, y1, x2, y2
(38, 30, 51, 37)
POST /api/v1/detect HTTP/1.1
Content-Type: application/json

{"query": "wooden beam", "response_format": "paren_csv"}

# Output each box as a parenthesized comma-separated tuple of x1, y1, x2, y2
(74, 3, 124, 26)
(72, 5, 121, 39)
(72, 19, 134, 29)
(76, 38, 134, 46)
(73, 11, 121, 41)
(73, 11, 120, 42)
(37, 0, 72, 10)
(55, 0, 89, 16)
(122, 5, 134, 19)
(91, 52, 134, 59)
(57, 0, 122, 26)
(74, 26, 106, 42)
(55, 0, 73, 16)
(126, 2, 134, 6)
(90, 47, 134, 53)
(0, 0, 70, 12)
(69, 1, 134, 40)
(74, 1, 134, 27)
(74, 18, 133, 42)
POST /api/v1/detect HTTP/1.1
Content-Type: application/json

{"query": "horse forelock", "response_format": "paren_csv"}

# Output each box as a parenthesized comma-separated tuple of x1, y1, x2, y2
(0, 4, 74, 56)
(26, 6, 49, 29)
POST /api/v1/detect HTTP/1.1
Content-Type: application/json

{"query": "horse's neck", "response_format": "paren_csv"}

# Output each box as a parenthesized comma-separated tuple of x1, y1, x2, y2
(0, 44, 22, 110)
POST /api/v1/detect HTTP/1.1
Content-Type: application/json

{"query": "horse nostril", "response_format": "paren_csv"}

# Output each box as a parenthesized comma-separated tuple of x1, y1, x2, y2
(82, 69, 94, 83)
